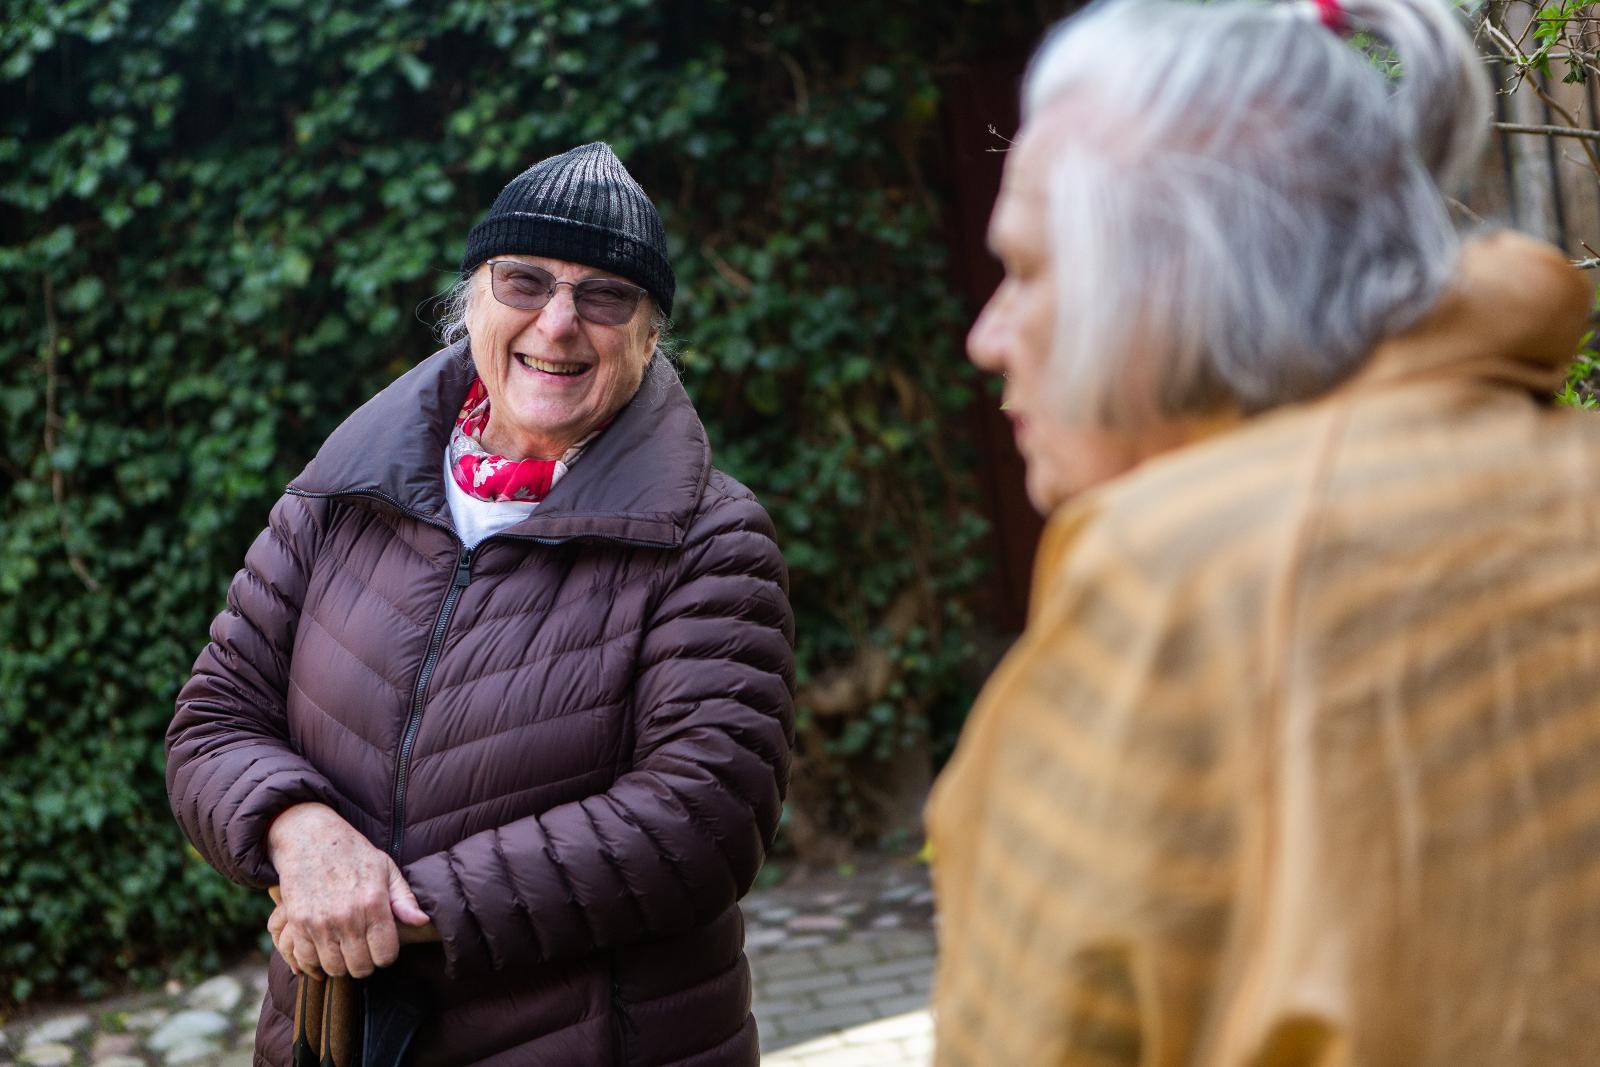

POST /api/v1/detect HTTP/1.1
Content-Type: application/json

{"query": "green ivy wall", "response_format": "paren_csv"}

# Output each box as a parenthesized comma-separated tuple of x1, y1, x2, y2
(0, 0, 1050, 1004)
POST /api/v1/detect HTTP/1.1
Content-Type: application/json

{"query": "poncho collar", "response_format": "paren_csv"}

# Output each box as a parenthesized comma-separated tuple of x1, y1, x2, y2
(1350, 230, 1591, 397)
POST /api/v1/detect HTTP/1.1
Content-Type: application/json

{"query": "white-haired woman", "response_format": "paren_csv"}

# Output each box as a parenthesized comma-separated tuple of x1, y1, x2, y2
(926, 0, 1600, 1063)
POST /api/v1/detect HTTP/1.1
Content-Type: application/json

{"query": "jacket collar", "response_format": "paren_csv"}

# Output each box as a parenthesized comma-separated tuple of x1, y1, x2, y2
(288, 341, 710, 547)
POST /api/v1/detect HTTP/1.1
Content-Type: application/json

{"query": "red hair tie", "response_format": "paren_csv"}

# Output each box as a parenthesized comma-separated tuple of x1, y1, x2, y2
(1313, 0, 1349, 33)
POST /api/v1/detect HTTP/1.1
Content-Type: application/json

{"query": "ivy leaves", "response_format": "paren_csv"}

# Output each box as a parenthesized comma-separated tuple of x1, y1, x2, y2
(0, 0, 1016, 1005)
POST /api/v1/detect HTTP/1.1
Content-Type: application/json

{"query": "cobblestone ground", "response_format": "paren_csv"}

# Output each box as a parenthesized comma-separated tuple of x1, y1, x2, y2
(747, 857, 935, 1066)
(0, 856, 935, 1067)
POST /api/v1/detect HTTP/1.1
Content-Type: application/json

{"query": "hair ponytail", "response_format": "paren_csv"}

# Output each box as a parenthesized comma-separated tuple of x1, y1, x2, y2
(1335, 0, 1491, 191)
(1020, 0, 1491, 424)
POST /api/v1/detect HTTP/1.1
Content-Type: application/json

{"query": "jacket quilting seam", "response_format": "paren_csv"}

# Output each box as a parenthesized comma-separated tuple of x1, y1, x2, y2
(182, 749, 234, 869)
(406, 767, 615, 834)
(639, 630, 793, 682)
(368, 511, 446, 571)
(656, 559, 787, 607)
(308, 495, 444, 566)
(310, 545, 434, 640)
(654, 584, 788, 627)
(537, 824, 605, 949)
(632, 768, 734, 876)
(489, 826, 547, 960)
(315, 501, 447, 574)
(444, 847, 500, 971)
(628, 951, 746, 1011)
(197, 746, 275, 873)
(286, 672, 396, 763)
(650, 1013, 754, 1067)
(207, 619, 290, 686)
(295, 611, 413, 698)
(686, 697, 792, 773)
(461, 588, 622, 632)
(686, 490, 767, 540)
(426, 630, 640, 698)
(236, 557, 308, 654)
(220, 610, 290, 694)
(215, 754, 288, 870)
(253, 535, 311, 618)
(655, 755, 756, 859)
(607, 791, 695, 918)
(271, 492, 332, 575)
(279, 678, 388, 827)
(466, 568, 641, 628)
(634, 653, 786, 687)
(578, 798, 652, 935)
(407, 701, 627, 765)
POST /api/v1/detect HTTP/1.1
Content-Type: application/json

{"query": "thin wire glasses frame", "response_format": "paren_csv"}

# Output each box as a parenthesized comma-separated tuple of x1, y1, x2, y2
(485, 259, 648, 326)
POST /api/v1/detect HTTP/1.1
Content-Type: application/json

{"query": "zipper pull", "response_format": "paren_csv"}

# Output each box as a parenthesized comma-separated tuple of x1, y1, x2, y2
(453, 549, 474, 588)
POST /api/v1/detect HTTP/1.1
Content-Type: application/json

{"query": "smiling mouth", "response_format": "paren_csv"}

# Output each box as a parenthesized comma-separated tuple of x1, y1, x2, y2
(516, 352, 592, 377)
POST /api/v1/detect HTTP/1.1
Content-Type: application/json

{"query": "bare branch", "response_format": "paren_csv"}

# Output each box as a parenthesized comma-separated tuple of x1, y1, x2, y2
(1493, 121, 1600, 144)
(984, 123, 1015, 153)
(1517, 77, 1600, 175)
(1481, 16, 1527, 62)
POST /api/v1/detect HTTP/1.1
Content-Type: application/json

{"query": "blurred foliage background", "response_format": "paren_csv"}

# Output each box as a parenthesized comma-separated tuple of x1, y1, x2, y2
(0, 0, 1054, 1007)
(8, 0, 1600, 1018)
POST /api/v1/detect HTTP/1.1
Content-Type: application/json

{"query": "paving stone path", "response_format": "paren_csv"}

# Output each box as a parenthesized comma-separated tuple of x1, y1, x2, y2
(746, 857, 935, 1065)
(0, 970, 263, 1067)
(0, 857, 936, 1066)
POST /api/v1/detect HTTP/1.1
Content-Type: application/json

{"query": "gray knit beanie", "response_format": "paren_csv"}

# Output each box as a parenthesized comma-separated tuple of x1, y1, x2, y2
(460, 142, 675, 316)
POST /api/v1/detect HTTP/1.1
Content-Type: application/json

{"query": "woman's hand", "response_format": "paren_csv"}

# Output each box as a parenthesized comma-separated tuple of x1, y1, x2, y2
(265, 802, 432, 978)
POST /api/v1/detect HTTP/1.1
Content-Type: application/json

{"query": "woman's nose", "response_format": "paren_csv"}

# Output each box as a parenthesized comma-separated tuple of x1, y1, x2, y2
(536, 285, 581, 338)
(967, 298, 1009, 376)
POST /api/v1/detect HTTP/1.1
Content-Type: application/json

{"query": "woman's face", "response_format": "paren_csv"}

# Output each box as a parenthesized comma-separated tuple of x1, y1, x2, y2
(967, 120, 1144, 513)
(465, 254, 659, 460)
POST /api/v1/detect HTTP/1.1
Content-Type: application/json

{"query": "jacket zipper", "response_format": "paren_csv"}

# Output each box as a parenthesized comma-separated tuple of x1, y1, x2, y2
(611, 976, 639, 1064)
(387, 544, 474, 859)
(282, 483, 672, 860)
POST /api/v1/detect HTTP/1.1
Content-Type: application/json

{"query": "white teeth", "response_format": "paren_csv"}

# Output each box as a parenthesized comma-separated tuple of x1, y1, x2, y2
(517, 353, 587, 376)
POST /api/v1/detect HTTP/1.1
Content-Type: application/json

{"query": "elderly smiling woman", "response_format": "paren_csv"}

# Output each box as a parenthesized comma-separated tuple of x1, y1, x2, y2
(928, 0, 1600, 1064)
(166, 143, 795, 1067)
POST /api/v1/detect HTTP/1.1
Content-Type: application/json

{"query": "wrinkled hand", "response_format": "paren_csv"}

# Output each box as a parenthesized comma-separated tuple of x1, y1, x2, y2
(265, 802, 433, 978)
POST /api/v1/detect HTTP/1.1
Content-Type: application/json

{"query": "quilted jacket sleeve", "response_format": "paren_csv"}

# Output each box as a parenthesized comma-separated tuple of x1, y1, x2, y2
(404, 484, 796, 976)
(166, 491, 346, 889)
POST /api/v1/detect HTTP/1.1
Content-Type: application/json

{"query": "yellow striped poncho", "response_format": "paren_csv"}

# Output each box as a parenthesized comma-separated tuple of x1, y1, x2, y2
(926, 232, 1600, 1067)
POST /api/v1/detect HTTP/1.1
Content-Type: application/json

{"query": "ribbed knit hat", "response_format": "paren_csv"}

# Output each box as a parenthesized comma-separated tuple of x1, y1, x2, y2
(460, 142, 675, 316)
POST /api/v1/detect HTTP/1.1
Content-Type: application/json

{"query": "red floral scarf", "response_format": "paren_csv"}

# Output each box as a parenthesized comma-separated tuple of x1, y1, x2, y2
(447, 379, 596, 503)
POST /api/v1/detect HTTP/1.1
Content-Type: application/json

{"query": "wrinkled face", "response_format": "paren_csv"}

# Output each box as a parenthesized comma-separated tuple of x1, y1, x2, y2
(465, 254, 659, 460)
(967, 120, 1142, 513)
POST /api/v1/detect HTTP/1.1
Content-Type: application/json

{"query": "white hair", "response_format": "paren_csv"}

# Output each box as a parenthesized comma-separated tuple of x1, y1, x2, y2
(433, 271, 476, 346)
(1023, 0, 1491, 424)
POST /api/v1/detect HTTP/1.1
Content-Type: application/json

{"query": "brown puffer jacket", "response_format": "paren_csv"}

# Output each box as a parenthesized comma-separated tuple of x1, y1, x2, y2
(166, 344, 796, 1066)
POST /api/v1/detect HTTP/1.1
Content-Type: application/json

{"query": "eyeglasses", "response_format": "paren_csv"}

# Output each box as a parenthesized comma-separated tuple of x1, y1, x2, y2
(485, 259, 647, 326)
